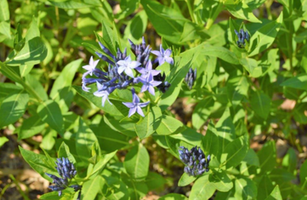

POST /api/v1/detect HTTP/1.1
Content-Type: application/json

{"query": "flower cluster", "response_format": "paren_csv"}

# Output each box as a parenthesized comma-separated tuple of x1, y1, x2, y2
(234, 29, 250, 48)
(178, 146, 211, 176)
(82, 37, 174, 117)
(184, 68, 197, 89)
(46, 158, 81, 198)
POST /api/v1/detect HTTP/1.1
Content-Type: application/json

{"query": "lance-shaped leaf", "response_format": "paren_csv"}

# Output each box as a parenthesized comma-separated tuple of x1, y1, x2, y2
(0, 83, 29, 129)
(222, 136, 249, 169)
(189, 174, 216, 200)
(234, 176, 257, 199)
(250, 91, 271, 119)
(124, 143, 149, 181)
(134, 105, 162, 139)
(37, 100, 63, 134)
(6, 18, 47, 68)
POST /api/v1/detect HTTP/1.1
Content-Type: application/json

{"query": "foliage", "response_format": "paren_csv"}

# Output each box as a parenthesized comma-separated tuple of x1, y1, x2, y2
(1, 0, 307, 199)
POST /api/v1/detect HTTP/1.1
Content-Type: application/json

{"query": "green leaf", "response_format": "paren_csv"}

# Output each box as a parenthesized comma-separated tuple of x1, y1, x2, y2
(124, 10, 147, 42)
(145, 172, 166, 190)
(240, 57, 264, 78)
(0, 85, 29, 129)
(234, 176, 257, 200)
(189, 174, 216, 200)
(37, 100, 63, 134)
(0, 136, 8, 147)
(226, 2, 261, 23)
(209, 170, 233, 192)
(201, 44, 240, 65)
(257, 141, 276, 174)
(192, 97, 215, 130)
(300, 159, 307, 184)
(49, 0, 99, 9)
(101, 176, 130, 200)
(0, 21, 11, 39)
(156, 114, 185, 135)
(50, 59, 82, 99)
(264, 185, 282, 200)
(243, 149, 260, 167)
(159, 193, 188, 200)
(124, 143, 149, 181)
(19, 147, 55, 179)
(202, 121, 220, 158)
(159, 44, 204, 110)
(25, 74, 48, 101)
(227, 76, 249, 108)
(0, 62, 23, 83)
(58, 142, 76, 164)
(222, 136, 249, 169)
(282, 148, 297, 174)
(216, 108, 236, 154)
(103, 115, 137, 137)
(257, 175, 274, 200)
(88, 151, 117, 179)
(170, 128, 202, 146)
(75, 117, 98, 163)
(81, 175, 104, 200)
(96, 22, 118, 55)
(281, 74, 307, 91)
(6, 18, 47, 67)
(117, 0, 140, 20)
(249, 13, 283, 57)
(90, 119, 129, 153)
(141, 0, 188, 43)
(74, 86, 126, 117)
(40, 191, 63, 199)
(134, 105, 162, 139)
(250, 91, 271, 119)
(18, 114, 45, 140)
(0, 0, 9, 21)
(178, 173, 197, 187)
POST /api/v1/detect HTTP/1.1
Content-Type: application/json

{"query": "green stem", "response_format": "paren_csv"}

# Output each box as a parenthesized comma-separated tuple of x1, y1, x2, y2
(9, 175, 30, 200)
(185, 0, 195, 23)
(0, 61, 43, 102)
(205, 2, 223, 30)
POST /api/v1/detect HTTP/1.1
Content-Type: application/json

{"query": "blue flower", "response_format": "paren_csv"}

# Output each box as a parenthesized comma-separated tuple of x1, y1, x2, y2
(139, 73, 162, 96)
(93, 81, 112, 107)
(184, 68, 197, 89)
(136, 60, 160, 78)
(123, 89, 150, 117)
(234, 29, 250, 48)
(82, 56, 99, 76)
(151, 44, 174, 65)
(178, 146, 211, 176)
(117, 55, 141, 78)
(46, 158, 80, 197)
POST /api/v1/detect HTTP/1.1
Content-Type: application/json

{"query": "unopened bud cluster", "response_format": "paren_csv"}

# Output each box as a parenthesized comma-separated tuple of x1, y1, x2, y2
(46, 158, 81, 198)
(184, 68, 197, 89)
(82, 37, 174, 117)
(178, 146, 211, 176)
(234, 29, 250, 48)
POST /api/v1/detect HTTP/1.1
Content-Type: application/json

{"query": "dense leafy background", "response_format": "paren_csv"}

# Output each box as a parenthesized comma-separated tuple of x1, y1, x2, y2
(1, 0, 307, 199)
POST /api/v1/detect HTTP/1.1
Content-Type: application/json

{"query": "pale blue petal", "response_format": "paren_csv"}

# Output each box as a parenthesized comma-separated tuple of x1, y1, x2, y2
(123, 102, 135, 108)
(125, 67, 134, 78)
(128, 107, 137, 117)
(136, 107, 145, 117)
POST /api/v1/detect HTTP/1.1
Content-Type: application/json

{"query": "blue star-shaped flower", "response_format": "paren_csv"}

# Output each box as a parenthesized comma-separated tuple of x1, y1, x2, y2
(123, 89, 150, 117)
(82, 56, 99, 76)
(139, 73, 162, 96)
(93, 81, 112, 107)
(151, 44, 174, 65)
(117, 55, 141, 78)
(136, 60, 160, 78)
